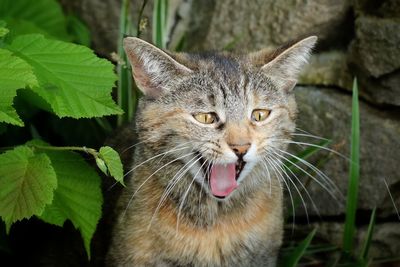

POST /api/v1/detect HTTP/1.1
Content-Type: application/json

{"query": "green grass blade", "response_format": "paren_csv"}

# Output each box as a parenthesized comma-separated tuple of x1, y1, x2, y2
(281, 228, 317, 267)
(153, 0, 168, 48)
(117, 0, 133, 126)
(342, 78, 360, 253)
(359, 208, 376, 261)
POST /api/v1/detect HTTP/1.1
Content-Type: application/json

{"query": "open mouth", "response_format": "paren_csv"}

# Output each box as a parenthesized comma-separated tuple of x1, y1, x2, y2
(197, 153, 246, 199)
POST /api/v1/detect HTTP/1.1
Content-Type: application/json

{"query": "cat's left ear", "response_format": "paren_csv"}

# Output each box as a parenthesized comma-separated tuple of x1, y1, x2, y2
(250, 36, 317, 92)
(124, 37, 193, 98)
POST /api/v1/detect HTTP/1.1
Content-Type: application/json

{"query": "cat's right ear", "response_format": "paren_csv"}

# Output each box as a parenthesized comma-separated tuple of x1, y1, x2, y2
(124, 37, 192, 98)
(249, 36, 317, 92)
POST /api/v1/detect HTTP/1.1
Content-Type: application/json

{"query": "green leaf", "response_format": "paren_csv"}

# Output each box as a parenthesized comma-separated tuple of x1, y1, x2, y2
(39, 148, 102, 257)
(8, 34, 123, 118)
(99, 146, 124, 185)
(0, 48, 38, 126)
(0, 0, 69, 41)
(0, 146, 57, 231)
(343, 78, 360, 253)
(281, 228, 317, 267)
(95, 157, 109, 176)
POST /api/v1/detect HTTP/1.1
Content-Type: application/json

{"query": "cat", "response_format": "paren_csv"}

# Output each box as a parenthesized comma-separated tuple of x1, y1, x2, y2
(106, 35, 317, 267)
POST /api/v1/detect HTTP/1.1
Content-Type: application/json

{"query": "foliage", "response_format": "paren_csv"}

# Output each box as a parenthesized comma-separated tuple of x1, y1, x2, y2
(0, 0, 124, 257)
(0, 146, 57, 231)
(281, 229, 317, 267)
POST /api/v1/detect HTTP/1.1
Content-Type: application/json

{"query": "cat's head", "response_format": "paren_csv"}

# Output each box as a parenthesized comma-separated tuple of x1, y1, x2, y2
(124, 36, 316, 200)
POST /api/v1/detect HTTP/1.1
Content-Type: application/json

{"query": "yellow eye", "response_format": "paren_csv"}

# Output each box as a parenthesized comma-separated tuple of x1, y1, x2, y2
(193, 113, 217, 124)
(251, 109, 270, 122)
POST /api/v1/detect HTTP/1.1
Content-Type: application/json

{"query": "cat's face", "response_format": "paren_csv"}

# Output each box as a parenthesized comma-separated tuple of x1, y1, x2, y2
(125, 37, 316, 200)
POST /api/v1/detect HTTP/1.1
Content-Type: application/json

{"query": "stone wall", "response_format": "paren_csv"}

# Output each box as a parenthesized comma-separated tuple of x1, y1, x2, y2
(60, 0, 400, 259)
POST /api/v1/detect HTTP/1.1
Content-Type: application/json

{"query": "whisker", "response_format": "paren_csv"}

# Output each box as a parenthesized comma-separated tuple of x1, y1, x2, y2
(272, 149, 340, 203)
(123, 151, 196, 217)
(148, 155, 202, 229)
(124, 144, 191, 178)
(155, 140, 199, 164)
(271, 151, 321, 219)
(108, 143, 191, 191)
(261, 159, 273, 195)
(276, 148, 343, 199)
(383, 178, 400, 221)
(290, 132, 330, 141)
(295, 127, 321, 137)
(269, 155, 310, 224)
(121, 136, 157, 154)
(263, 156, 296, 232)
(198, 160, 212, 207)
(280, 140, 349, 161)
(176, 156, 206, 232)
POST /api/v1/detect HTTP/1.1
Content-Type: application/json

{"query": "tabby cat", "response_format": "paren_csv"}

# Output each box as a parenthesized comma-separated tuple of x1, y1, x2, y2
(106, 36, 317, 267)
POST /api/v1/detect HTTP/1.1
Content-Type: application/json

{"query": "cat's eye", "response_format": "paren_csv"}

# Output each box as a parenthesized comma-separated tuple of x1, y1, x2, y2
(193, 113, 217, 124)
(251, 109, 270, 122)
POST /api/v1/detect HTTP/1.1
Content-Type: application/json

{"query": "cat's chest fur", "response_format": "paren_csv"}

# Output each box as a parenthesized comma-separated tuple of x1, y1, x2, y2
(110, 168, 283, 267)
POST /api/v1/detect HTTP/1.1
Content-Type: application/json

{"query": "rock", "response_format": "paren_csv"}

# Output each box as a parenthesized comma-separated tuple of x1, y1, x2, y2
(348, 9, 400, 106)
(183, 0, 352, 51)
(355, 0, 400, 19)
(291, 86, 400, 216)
(349, 16, 400, 78)
(298, 51, 353, 90)
(357, 70, 400, 106)
(299, 52, 400, 106)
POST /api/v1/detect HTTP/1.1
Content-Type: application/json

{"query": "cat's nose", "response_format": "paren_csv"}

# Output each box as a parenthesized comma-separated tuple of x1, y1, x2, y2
(229, 143, 250, 157)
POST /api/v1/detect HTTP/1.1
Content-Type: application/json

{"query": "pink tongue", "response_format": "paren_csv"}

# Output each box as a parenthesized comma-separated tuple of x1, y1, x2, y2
(210, 163, 237, 197)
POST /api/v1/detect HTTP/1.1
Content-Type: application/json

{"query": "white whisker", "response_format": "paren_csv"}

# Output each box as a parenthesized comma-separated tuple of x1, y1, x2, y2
(123, 151, 196, 217)
(121, 136, 156, 154)
(280, 140, 349, 161)
(269, 154, 310, 224)
(147, 155, 202, 230)
(271, 151, 321, 219)
(124, 144, 191, 178)
(272, 148, 340, 203)
(176, 156, 206, 232)
(276, 148, 343, 199)
(384, 178, 400, 221)
(290, 132, 330, 141)
(263, 156, 296, 232)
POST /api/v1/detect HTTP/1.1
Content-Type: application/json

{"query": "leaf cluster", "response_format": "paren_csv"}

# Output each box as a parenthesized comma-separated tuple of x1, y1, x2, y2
(0, 0, 124, 257)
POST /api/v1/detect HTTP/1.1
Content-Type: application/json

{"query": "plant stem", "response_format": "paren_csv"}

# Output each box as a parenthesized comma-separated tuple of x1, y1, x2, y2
(117, 0, 131, 127)
(136, 0, 149, 38)
(31, 144, 98, 158)
(153, 0, 168, 48)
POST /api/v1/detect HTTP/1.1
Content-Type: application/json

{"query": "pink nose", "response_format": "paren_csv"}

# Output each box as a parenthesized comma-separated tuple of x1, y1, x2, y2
(229, 143, 250, 156)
